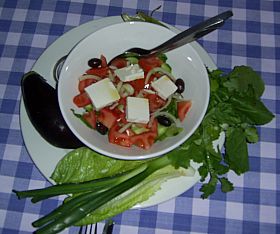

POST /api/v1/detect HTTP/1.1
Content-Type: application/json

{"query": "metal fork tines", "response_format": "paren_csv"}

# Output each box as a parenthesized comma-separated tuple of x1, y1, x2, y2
(78, 224, 97, 234)
(78, 220, 114, 234)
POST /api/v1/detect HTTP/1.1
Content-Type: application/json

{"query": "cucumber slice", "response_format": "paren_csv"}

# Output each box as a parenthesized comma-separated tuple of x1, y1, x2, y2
(84, 104, 94, 112)
(131, 124, 149, 134)
(157, 124, 168, 138)
(161, 63, 172, 73)
(126, 57, 139, 64)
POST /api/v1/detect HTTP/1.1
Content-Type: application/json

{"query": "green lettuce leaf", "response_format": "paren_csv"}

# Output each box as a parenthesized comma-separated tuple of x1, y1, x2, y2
(50, 147, 193, 225)
(51, 147, 145, 184)
(75, 165, 189, 225)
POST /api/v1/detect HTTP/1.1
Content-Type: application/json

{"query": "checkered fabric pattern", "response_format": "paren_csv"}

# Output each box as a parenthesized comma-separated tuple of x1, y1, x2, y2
(0, 0, 279, 233)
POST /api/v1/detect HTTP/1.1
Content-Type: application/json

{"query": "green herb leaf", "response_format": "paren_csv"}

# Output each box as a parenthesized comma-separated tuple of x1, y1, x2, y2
(200, 177, 218, 199)
(198, 165, 208, 182)
(121, 11, 168, 28)
(223, 66, 265, 97)
(224, 127, 249, 175)
(244, 126, 259, 143)
(230, 96, 274, 125)
(219, 177, 234, 193)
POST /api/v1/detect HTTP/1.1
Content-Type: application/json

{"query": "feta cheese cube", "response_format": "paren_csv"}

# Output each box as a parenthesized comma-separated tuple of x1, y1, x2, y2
(85, 78, 120, 110)
(114, 64, 144, 82)
(151, 75, 178, 100)
(126, 97, 150, 124)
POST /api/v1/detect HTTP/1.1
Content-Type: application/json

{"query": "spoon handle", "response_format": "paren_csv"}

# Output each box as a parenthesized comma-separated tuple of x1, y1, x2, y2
(150, 10, 233, 55)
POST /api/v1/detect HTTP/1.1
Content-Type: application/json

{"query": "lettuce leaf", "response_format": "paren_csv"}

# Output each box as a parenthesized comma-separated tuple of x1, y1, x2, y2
(51, 147, 145, 184)
(75, 165, 188, 225)
(50, 147, 192, 225)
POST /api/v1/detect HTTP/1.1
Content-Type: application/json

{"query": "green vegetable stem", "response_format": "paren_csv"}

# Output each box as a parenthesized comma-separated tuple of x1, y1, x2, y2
(14, 155, 175, 234)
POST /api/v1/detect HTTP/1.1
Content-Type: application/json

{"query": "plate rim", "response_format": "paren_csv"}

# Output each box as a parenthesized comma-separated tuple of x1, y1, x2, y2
(19, 15, 217, 209)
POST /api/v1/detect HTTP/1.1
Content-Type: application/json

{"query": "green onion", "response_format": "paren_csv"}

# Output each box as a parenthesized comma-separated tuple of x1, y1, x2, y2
(13, 164, 147, 202)
(15, 156, 171, 234)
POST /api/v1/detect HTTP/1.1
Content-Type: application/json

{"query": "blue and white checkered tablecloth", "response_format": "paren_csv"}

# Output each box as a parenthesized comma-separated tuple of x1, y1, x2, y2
(0, 0, 279, 233)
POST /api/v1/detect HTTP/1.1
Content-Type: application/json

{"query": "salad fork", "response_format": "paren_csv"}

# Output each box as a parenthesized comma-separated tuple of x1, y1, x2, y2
(78, 220, 114, 234)
(78, 224, 96, 234)
(108, 10, 233, 64)
(52, 11, 232, 82)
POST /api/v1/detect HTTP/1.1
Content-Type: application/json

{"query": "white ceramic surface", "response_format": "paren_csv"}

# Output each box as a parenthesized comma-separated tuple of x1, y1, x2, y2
(20, 16, 217, 208)
(58, 21, 210, 160)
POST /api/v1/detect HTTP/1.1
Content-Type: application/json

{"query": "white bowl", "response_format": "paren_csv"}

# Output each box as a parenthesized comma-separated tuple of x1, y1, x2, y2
(58, 22, 209, 160)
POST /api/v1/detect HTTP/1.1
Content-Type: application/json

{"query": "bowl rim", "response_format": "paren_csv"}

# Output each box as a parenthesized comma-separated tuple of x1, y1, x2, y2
(58, 21, 210, 160)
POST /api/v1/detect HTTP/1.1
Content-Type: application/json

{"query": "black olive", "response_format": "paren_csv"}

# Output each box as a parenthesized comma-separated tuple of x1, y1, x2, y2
(156, 115, 172, 127)
(88, 58, 102, 68)
(21, 71, 83, 149)
(96, 122, 108, 135)
(175, 78, 185, 93)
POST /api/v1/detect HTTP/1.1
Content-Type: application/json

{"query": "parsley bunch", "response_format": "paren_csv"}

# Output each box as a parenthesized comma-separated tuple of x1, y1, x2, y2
(168, 66, 274, 198)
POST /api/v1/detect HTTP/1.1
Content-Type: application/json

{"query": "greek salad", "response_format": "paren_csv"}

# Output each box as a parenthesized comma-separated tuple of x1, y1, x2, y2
(72, 54, 191, 150)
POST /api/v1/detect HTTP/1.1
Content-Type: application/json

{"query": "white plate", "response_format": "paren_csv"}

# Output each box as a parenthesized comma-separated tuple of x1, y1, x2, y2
(19, 16, 216, 208)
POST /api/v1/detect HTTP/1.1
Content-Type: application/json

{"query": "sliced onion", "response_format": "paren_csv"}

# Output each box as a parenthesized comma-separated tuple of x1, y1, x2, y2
(109, 102, 119, 110)
(117, 104, 124, 112)
(142, 89, 156, 94)
(78, 74, 102, 81)
(108, 70, 116, 82)
(145, 67, 176, 84)
(109, 65, 118, 70)
(116, 81, 123, 92)
(118, 122, 133, 133)
(148, 115, 156, 128)
(172, 92, 184, 100)
(152, 96, 172, 114)
(120, 83, 134, 97)
(150, 111, 181, 128)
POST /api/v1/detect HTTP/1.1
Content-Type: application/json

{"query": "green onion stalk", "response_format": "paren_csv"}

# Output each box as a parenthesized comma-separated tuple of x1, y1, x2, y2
(13, 155, 171, 234)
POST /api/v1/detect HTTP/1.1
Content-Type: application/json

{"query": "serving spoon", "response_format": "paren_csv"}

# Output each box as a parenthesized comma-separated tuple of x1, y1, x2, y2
(108, 10, 233, 64)
(53, 10, 232, 81)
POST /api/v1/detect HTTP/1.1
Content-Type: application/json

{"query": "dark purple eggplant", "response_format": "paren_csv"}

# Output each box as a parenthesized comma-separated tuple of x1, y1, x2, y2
(21, 71, 83, 149)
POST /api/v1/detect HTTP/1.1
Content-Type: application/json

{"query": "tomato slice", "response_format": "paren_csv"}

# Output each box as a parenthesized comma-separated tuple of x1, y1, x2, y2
(111, 98, 127, 124)
(149, 119, 158, 133)
(128, 79, 145, 94)
(118, 97, 127, 106)
(73, 92, 92, 107)
(177, 100, 192, 122)
(138, 56, 163, 72)
(110, 57, 127, 69)
(97, 107, 119, 129)
(83, 110, 96, 129)
(142, 93, 166, 112)
(108, 124, 132, 147)
(86, 67, 109, 78)
(78, 79, 98, 93)
(130, 120, 158, 149)
(130, 132, 155, 149)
